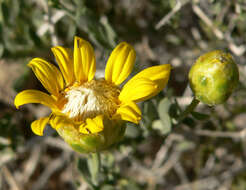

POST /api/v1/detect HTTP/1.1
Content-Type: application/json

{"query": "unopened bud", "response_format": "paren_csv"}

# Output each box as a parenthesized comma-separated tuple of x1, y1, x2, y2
(189, 50, 239, 105)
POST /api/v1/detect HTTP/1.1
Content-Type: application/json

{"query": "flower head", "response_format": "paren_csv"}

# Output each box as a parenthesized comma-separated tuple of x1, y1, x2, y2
(15, 36, 171, 152)
(189, 50, 239, 105)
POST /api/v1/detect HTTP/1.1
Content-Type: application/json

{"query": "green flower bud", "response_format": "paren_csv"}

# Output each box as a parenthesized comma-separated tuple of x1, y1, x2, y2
(56, 119, 126, 153)
(188, 50, 239, 105)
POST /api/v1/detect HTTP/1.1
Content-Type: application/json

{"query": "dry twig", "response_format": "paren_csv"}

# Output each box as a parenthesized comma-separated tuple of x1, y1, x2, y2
(152, 134, 183, 169)
(155, 0, 190, 30)
(31, 151, 71, 190)
(192, 4, 224, 40)
(2, 166, 22, 190)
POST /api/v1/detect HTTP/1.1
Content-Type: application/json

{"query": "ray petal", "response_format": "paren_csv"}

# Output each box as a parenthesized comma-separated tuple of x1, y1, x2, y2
(31, 117, 50, 136)
(74, 36, 96, 83)
(114, 101, 141, 124)
(105, 42, 136, 85)
(120, 64, 171, 102)
(28, 58, 64, 97)
(14, 90, 57, 110)
(52, 46, 75, 85)
(79, 115, 104, 134)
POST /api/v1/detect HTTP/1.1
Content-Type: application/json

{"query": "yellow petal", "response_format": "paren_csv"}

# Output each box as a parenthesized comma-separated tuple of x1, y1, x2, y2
(49, 114, 74, 130)
(120, 64, 171, 102)
(28, 58, 64, 97)
(114, 101, 141, 124)
(31, 117, 50, 136)
(74, 36, 96, 83)
(14, 90, 57, 110)
(119, 78, 158, 103)
(105, 42, 136, 85)
(132, 64, 171, 89)
(51, 46, 75, 85)
(79, 115, 104, 134)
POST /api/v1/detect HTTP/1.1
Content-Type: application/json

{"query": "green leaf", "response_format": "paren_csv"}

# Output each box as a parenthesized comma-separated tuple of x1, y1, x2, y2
(125, 123, 140, 138)
(155, 98, 172, 134)
(152, 119, 170, 135)
(141, 100, 158, 130)
(77, 158, 90, 178)
(0, 44, 4, 58)
(119, 179, 142, 190)
(177, 140, 195, 152)
(101, 185, 115, 190)
(158, 98, 171, 115)
(183, 117, 195, 128)
(48, 0, 60, 8)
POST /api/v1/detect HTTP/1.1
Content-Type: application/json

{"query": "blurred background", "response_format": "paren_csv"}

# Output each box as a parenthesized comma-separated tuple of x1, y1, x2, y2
(1, 0, 246, 189)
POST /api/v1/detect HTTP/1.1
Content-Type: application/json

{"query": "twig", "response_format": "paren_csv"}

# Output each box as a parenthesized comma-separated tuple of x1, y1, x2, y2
(22, 145, 42, 184)
(31, 152, 70, 190)
(155, 0, 189, 30)
(192, 4, 224, 40)
(0, 151, 16, 168)
(142, 36, 157, 61)
(191, 27, 208, 49)
(174, 176, 219, 190)
(2, 166, 23, 190)
(194, 128, 246, 140)
(174, 163, 190, 185)
(215, 1, 231, 23)
(152, 134, 183, 169)
(44, 136, 73, 152)
(174, 157, 246, 190)
(200, 155, 215, 177)
(156, 151, 181, 176)
(218, 180, 232, 190)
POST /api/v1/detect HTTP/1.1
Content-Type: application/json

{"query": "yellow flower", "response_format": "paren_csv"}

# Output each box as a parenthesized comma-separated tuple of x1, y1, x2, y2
(14, 36, 171, 152)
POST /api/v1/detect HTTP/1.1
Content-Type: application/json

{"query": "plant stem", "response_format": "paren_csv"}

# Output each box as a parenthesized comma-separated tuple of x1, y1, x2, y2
(90, 152, 101, 187)
(178, 97, 200, 122)
(93, 152, 101, 172)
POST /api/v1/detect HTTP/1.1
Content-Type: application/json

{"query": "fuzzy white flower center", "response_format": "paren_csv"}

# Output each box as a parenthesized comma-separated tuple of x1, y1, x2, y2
(62, 79, 120, 121)
(62, 87, 100, 119)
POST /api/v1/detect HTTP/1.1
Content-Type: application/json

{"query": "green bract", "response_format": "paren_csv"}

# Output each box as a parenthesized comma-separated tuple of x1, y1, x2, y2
(57, 119, 126, 153)
(189, 50, 239, 105)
